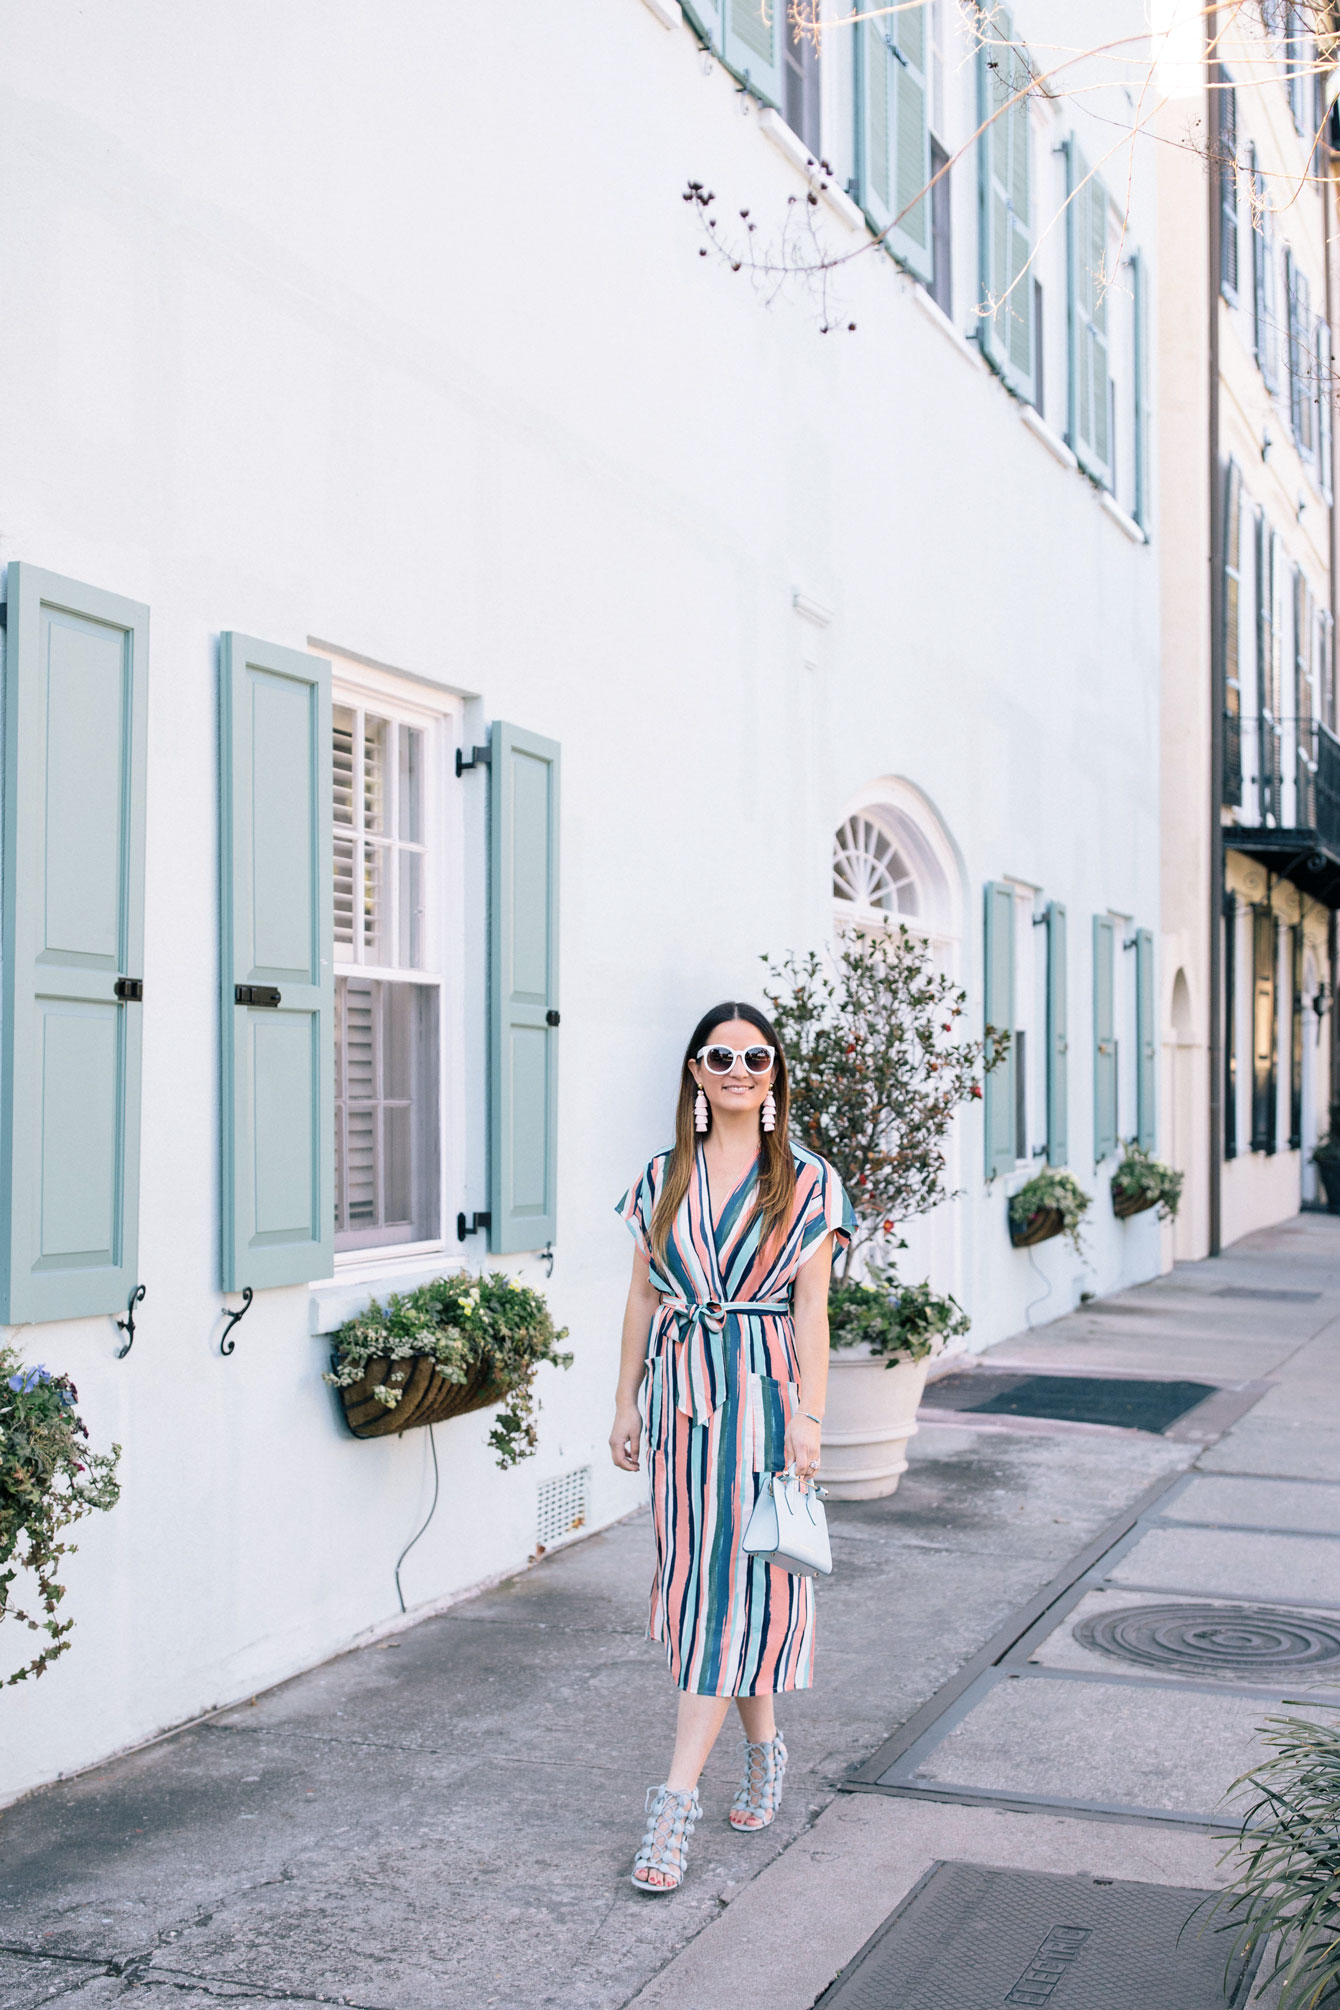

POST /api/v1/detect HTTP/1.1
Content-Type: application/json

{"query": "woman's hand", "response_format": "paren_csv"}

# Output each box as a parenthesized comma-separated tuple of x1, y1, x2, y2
(610, 1248, 658, 1472)
(784, 1411, 822, 1491)
(610, 1400, 643, 1472)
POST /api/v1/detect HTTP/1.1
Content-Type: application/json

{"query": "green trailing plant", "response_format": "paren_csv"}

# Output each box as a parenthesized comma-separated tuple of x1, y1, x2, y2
(1111, 1143, 1184, 1219)
(0, 1348, 121, 1685)
(765, 928, 1003, 1276)
(1214, 1707, 1340, 2009)
(1008, 1168, 1091, 1252)
(325, 1272, 572, 1469)
(828, 1262, 970, 1365)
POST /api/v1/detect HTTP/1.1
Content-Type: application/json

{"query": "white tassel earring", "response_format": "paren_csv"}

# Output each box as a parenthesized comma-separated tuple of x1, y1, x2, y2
(694, 1087, 709, 1134)
(761, 1090, 777, 1134)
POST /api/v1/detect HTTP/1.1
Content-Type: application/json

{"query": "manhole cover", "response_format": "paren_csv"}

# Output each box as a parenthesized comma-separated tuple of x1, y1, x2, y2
(1074, 1601, 1340, 1678)
(814, 1862, 1257, 2009)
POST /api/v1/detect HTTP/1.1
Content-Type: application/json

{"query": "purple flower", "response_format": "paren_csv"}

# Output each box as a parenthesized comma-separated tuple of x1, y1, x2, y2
(8, 1366, 53, 1394)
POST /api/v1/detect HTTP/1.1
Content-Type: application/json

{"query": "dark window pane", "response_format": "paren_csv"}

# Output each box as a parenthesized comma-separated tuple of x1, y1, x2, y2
(783, 21, 821, 156)
(929, 138, 952, 319)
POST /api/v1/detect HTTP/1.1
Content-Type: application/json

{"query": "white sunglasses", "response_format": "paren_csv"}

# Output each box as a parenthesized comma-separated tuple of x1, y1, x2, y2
(696, 1043, 776, 1076)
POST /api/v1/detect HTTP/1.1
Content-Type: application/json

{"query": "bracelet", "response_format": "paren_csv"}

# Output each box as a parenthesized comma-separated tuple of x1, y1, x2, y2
(802, 1412, 823, 1426)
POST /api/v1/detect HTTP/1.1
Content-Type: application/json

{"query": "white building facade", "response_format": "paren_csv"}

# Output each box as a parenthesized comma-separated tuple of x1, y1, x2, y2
(0, 0, 1160, 1801)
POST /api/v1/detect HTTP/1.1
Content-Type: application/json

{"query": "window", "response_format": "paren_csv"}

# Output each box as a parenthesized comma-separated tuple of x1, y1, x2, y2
(1294, 567, 1316, 827)
(783, 13, 821, 156)
(1317, 318, 1333, 502)
(1222, 460, 1244, 806)
(978, 8, 1035, 399)
(929, 137, 952, 319)
(1287, 252, 1314, 457)
(1218, 80, 1238, 305)
(1256, 510, 1282, 824)
(1067, 142, 1112, 485)
(332, 698, 442, 1251)
(1251, 903, 1278, 1152)
(834, 813, 920, 926)
(1093, 915, 1117, 1162)
(856, 0, 932, 281)
(1224, 890, 1238, 1159)
(1286, 3, 1309, 133)
(1290, 920, 1304, 1148)
(1250, 149, 1279, 391)
(1131, 252, 1147, 528)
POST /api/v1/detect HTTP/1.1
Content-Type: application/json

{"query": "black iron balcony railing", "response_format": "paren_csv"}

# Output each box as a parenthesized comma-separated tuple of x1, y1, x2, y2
(1224, 713, 1340, 901)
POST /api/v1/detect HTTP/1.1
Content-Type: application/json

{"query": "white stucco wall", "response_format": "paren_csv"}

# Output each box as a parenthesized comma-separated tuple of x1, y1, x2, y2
(0, 0, 1160, 1800)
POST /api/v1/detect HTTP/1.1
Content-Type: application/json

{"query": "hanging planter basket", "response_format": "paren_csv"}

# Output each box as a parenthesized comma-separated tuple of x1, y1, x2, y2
(338, 1354, 511, 1439)
(1008, 1205, 1065, 1249)
(1112, 1185, 1159, 1220)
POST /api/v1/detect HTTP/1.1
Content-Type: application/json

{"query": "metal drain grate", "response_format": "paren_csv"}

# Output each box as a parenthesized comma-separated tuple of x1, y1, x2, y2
(1075, 1601, 1340, 1678)
(1214, 1285, 1321, 1302)
(536, 1466, 591, 1551)
(814, 1862, 1258, 2009)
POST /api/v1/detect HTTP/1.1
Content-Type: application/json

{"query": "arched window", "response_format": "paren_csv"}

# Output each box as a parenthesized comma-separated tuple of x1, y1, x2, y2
(831, 782, 961, 963)
(832, 812, 921, 923)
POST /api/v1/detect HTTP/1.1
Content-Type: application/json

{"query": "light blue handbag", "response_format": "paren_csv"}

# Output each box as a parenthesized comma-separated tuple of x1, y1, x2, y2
(742, 1469, 833, 1578)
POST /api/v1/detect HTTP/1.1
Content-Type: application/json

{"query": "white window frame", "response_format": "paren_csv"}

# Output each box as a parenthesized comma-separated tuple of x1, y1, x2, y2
(325, 651, 466, 1276)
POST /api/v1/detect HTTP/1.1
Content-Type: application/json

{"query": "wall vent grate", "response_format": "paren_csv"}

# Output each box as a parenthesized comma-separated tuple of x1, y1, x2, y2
(537, 1467, 591, 1552)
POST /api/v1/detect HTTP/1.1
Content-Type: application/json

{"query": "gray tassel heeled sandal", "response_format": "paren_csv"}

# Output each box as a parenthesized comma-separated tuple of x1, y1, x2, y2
(728, 1731, 787, 1830)
(631, 1783, 701, 1893)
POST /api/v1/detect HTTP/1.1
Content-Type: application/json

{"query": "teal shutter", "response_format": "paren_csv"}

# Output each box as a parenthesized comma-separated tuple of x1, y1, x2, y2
(722, 0, 783, 108)
(1067, 141, 1111, 485)
(0, 565, 148, 1324)
(1318, 319, 1333, 504)
(977, 7, 1035, 399)
(1135, 927, 1155, 1151)
(1093, 915, 1117, 1162)
(983, 882, 1016, 1178)
(1046, 901, 1068, 1167)
(856, 15, 895, 238)
(1131, 249, 1148, 530)
(855, 2, 932, 279)
(219, 634, 333, 1291)
(489, 724, 560, 1253)
(680, 0, 720, 45)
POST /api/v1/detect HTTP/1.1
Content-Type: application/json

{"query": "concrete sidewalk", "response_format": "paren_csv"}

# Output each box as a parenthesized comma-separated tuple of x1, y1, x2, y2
(3, 1217, 1339, 2008)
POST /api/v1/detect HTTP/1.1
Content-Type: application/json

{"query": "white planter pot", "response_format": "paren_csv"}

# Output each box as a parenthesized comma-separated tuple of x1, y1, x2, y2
(818, 1350, 933, 1501)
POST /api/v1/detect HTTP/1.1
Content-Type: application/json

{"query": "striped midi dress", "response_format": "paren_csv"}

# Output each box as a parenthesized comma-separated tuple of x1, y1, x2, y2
(617, 1143, 855, 1697)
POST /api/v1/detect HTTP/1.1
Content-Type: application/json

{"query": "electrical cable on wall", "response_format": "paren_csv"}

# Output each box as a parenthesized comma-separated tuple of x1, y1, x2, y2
(394, 1425, 440, 1615)
(1023, 1243, 1054, 1329)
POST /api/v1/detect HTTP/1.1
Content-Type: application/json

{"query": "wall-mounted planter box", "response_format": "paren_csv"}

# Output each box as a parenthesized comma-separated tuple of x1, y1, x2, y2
(1111, 1185, 1159, 1220)
(1008, 1205, 1064, 1249)
(339, 1354, 509, 1438)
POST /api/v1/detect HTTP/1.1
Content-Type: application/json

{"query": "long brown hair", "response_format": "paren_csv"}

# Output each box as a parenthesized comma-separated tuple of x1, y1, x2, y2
(649, 1002, 796, 1269)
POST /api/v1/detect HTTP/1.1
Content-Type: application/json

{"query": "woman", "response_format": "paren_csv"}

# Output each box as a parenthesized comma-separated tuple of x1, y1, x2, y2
(611, 1002, 854, 1893)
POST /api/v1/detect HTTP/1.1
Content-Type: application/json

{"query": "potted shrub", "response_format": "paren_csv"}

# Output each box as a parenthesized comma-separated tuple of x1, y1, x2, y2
(1008, 1168, 1090, 1250)
(1, 1350, 120, 1685)
(1110, 1143, 1184, 1221)
(1312, 1134, 1340, 1215)
(766, 927, 1000, 1497)
(325, 1272, 572, 1469)
(823, 1266, 970, 1499)
(1215, 1708, 1340, 2008)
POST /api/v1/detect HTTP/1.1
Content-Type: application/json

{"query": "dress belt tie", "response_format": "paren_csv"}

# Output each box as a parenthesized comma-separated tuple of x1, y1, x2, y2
(653, 1294, 791, 1424)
